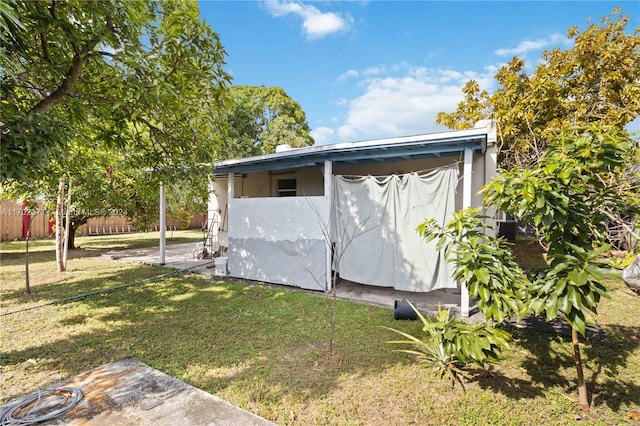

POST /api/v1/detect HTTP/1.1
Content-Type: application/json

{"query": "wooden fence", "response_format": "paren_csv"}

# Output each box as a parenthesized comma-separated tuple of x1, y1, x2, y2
(0, 200, 52, 241)
(78, 213, 206, 236)
(0, 200, 206, 241)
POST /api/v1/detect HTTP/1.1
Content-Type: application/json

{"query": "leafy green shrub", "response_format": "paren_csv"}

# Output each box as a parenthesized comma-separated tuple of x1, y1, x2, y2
(385, 304, 511, 389)
(418, 208, 530, 323)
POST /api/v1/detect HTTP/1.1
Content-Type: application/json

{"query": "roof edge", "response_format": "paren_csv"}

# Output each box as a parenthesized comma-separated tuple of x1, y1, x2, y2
(215, 126, 492, 168)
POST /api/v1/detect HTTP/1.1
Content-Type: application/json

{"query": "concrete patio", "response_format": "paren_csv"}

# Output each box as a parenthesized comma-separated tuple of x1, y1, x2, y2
(0, 358, 275, 426)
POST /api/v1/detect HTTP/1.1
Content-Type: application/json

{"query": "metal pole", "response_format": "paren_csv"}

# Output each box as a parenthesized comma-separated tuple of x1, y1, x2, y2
(460, 148, 473, 317)
(324, 160, 333, 293)
(160, 182, 166, 265)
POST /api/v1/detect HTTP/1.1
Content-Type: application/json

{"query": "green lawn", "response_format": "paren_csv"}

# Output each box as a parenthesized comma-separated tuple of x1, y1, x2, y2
(0, 229, 204, 254)
(1, 236, 639, 425)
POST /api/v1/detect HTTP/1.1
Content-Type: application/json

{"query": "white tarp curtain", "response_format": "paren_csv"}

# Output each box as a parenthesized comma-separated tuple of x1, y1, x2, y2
(228, 196, 327, 291)
(331, 164, 459, 292)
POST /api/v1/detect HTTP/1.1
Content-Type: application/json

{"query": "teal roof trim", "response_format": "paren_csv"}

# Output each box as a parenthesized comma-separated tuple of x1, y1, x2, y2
(214, 129, 488, 176)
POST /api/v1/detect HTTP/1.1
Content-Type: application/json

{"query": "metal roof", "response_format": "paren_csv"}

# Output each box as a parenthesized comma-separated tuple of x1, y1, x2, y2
(214, 126, 491, 176)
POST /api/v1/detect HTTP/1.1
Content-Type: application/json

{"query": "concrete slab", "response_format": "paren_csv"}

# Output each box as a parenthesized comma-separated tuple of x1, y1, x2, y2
(1, 358, 276, 426)
(104, 243, 220, 278)
(334, 280, 483, 320)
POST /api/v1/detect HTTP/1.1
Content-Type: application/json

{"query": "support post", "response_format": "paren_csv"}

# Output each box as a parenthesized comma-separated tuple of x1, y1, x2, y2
(159, 182, 166, 265)
(323, 160, 333, 292)
(227, 172, 234, 204)
(206, 178, 219, 254)
(227, 173, 234, 266)
(461, 148, 473, 317)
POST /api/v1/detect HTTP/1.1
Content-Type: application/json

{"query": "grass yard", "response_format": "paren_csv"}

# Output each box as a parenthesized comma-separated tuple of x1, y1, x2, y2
(1, 236, 639, 425)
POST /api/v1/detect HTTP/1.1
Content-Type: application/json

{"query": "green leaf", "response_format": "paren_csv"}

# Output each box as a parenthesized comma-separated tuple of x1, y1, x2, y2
(523, 183, 535, 203)
(475, 268, 490, 284)
(530, 297, 545, 315)
(545, 294, 559, 321)
(582, 287, 596, 307)
(567, 285, 582, 309)
(559, 293, 571, 314)
(478, 285, 490, 302)
(568, 309, 587, 336)
(568, 270, 588, 286)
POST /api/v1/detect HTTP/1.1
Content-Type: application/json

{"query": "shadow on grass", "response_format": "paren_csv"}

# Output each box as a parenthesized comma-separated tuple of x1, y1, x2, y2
(1, 271, 413, 407)
(0, 246, 112, 268)
(0, 233, 201, 267)
(584, 324, 640, 412)
(0, 249, 57, 267)
(471, 369, 546, 400)
(0, 261, 168, 308)
(472, 324, 640, 413)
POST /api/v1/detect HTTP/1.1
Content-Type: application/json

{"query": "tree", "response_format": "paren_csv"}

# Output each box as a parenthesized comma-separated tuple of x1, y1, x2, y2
(1, 0, 231, 270)
(2, 0, 230, 183)
(166, 179, 209, 230)
(220, 86, 313, 158)
(0, 0, 24, 71)
(419, 208, 529, 325)
(486, 125, 639, 417)
(436, 9, 639, 170)
(418, 125, 640, 417)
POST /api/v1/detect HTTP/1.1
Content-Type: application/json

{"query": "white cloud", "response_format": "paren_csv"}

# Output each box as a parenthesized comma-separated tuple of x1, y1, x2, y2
(495, 32, 570, 56)
(338, 69, 360, 80)
(323, 66, 495, 142)
(337, 124, 357, 140)
(338, 65, 387, 81)
(309, 126, 335, 145)
(362, 66, 386, 76)
(265, 1, 352, 40)
(342, 75, 457, 136)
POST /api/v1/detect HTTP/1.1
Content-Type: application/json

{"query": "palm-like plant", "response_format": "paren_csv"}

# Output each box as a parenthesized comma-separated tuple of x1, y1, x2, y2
(385, 304, 510, 389)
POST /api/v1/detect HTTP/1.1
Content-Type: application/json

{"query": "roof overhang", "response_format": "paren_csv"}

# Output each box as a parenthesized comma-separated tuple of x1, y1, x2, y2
(214, 127, 490, 176)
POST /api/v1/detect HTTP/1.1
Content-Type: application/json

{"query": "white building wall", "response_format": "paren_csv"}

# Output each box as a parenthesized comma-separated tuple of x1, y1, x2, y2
(228, 196, 328, 290)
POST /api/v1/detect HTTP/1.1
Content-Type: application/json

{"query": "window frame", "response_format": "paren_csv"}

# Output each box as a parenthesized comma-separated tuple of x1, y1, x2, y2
(276, 178, 297, 197)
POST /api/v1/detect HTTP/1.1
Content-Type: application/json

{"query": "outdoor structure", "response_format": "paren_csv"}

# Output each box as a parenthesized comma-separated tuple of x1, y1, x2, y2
(209, 121, 497, 316)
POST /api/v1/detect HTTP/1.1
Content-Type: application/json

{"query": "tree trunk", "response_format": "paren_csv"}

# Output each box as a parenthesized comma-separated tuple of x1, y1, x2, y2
(62, 177, 72, 269)
(330, 270, 338, 355)
(56, 179, 65, 272)
(572, 327, 590, 418)
(67, 223, 77, 250)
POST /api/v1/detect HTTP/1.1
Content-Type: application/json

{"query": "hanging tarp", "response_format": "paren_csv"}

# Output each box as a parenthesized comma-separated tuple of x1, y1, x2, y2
(331, 164, 458, 292)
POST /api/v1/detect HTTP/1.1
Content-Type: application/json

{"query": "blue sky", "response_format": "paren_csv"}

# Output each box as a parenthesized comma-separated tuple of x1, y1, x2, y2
(199, 1, 639, 145)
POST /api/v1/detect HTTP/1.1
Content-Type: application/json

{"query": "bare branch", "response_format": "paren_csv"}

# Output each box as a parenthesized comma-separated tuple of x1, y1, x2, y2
(94, 51, 117, 58)
(601, 208, 640, 240)
(29, 53, 84, 114)
(38, 24, 52, 63)
(28, 14, 113, 114)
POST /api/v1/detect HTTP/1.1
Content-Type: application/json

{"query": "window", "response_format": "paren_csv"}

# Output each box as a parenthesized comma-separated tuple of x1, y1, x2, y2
(277, 179, 297, 197)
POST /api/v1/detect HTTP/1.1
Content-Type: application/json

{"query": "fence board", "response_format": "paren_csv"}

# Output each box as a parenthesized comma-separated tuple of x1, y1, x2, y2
(0, 200, 52, 241)
(1, 200, 207, 240)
